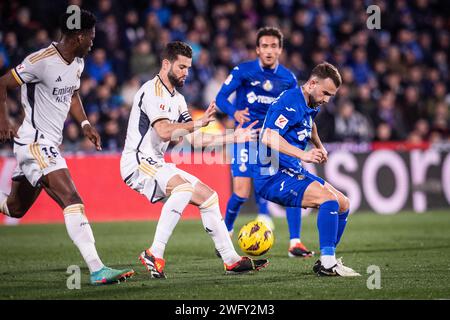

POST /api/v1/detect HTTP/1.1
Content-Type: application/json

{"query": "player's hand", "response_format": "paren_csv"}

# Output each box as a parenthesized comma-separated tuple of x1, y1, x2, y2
(200, 101, 217, 127)
(319, 147, 328, 163)
(302, 148, 325, 163)
(82, 124, 102, 151)
(0, 118, 18, 143)
(234, 120, 259, 143)
(234, 108, 250, 124)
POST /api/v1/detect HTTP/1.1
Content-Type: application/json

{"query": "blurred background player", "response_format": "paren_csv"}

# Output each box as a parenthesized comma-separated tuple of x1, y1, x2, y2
(120, 41, 268, 278)
(216, 27, 313, 257)
(257, 62, 360, 276)
(0, 10, 134, 285)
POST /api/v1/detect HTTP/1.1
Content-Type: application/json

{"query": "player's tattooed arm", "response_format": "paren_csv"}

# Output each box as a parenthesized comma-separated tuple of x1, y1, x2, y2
(261, 128, 325, 163)
(156, 101, 216, 142)
(310, 122, 328, 163)
(0, 71, 21, 143)
(70, 91, 102, 151)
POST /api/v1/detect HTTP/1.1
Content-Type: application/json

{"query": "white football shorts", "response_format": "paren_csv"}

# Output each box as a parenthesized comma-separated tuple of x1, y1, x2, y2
(12, 140, 67, 187)
(121, 157, 199, 203)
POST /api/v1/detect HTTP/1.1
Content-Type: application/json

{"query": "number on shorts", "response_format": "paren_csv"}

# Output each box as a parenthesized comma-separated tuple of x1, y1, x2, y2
(42, 146, 59, 158)
(240, 148, 248, 163)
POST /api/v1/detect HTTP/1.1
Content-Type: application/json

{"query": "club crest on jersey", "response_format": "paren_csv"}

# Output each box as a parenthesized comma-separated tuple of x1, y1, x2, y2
(275, 114, 288, 129)
(262, 80, 273, 91)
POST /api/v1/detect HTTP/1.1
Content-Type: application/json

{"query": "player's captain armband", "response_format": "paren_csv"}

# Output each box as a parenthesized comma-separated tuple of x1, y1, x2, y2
(274, 114, 289, 129)
(11, 64, 26, 85)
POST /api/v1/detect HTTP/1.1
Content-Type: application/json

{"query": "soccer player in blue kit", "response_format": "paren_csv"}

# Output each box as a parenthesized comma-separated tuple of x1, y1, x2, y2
(257, 62, 360, 276)
(216, 27, 313, 257)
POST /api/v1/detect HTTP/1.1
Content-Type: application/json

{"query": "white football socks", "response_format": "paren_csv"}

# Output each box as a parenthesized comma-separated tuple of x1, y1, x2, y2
(290, 238, 301, 247)
(63, 204, 104, 273)
(321, 255, 337, 269)
(0, 192, 10, 216)
(199, 192, 241, 266)
(150, 183, 194, 259)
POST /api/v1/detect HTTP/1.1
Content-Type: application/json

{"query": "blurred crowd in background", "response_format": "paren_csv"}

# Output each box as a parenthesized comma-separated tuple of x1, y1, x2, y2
(0, 0, 449, 154)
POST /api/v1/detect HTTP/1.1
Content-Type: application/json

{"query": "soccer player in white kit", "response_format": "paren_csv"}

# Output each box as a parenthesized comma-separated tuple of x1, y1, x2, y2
(121, 41, 269, 277)
(0, 10, 134, 285)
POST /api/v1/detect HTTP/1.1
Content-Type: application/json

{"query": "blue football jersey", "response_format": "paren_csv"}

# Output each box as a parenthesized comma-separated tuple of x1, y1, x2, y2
(259, 87, 320, 172)
(216, 59, 297, 128)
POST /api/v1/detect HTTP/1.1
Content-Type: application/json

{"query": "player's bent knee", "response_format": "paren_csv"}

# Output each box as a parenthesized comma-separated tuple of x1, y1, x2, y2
(318, 189, 338, 207)
(199, 191, 219, 210)
(340, 196, 350, 213)
(166, 175, 190, 194)
(233, 185, 250, 199)
(171, 182, 195, 196)
(6, 202, 27, 218)
(64, 192, 83, 207)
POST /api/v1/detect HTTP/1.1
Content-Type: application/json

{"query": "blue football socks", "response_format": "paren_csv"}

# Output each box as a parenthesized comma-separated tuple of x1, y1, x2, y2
(286, 207, 301, 240)
(336, 209, 349, 246)
(225, 193, 248, 231)
(317, 200, 339, 257)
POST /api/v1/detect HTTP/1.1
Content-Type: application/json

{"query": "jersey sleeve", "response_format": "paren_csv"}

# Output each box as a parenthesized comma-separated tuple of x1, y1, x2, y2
(288, 71, 298, 89)
(215, 66, 243, 117)
(11, 52, 47, 85)
(141, 92, 170, 126)
(178, 98, 193, 123)
(75, 58, 84, 91)
(262, 91, 300, 136)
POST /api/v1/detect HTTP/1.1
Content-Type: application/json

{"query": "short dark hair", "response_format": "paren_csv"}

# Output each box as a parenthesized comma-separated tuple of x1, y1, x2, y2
(256, 26, 283, 48)
(310, 62, 342, 88)
(59, 9, 96, 36)
(161, 41, 193, 62)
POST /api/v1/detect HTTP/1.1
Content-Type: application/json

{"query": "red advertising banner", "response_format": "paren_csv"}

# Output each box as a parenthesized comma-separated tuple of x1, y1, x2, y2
(0, 154, 231, 224)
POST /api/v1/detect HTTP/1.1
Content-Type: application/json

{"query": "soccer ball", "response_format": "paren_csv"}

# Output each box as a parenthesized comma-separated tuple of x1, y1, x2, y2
(237, 220, 274, 256)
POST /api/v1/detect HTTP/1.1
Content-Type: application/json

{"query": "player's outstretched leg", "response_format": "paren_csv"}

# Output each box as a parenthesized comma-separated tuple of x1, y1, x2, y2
(139, 175, 194, 279)
(193, 182, 269, 275)
(302, 181, 360, 277)
(286, 207, 314, 258)
(41, 169, 134, 285)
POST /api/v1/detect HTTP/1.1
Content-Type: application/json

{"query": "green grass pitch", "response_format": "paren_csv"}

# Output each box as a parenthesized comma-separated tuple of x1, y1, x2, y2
(1, 210, 449, 300)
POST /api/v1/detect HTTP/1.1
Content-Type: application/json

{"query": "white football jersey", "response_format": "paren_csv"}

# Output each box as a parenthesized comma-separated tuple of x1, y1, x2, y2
(121, 75, 192, 177)
(11, 43, 83, 146)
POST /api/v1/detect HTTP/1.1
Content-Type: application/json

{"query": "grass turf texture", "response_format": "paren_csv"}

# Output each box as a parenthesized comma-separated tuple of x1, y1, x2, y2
(0, 210, 449, 300)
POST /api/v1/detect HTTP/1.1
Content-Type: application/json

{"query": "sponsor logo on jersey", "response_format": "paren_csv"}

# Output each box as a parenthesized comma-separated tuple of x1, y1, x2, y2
(52, 85, 78, 103)
(285, 107, 296, 112)
(275, 114, 288, 129)
(297, 129, 310, 141)
(250, 80, 261, 86)
(56, 76, 62, 82)
(246, 91, 277, 104)
(262, 80, 273, 91)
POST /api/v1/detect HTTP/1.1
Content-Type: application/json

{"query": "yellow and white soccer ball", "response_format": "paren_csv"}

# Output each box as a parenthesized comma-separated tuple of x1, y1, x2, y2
(237, 220, 274, 256)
